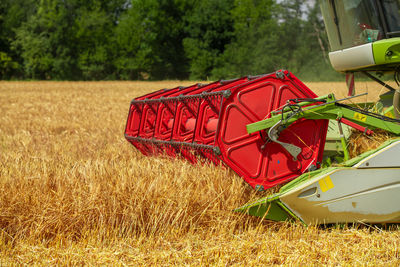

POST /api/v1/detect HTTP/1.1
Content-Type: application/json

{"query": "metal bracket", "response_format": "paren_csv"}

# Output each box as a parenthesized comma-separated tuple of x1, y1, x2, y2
(276, 70, 285, 80)
(268, 120, 302, 160)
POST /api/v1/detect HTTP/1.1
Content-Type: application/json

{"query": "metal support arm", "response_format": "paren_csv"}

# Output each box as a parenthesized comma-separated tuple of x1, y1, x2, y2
(247, 94, 400, 135)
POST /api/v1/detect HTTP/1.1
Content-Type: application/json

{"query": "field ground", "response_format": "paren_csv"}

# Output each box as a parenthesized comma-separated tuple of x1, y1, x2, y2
(0, 80, 399, 265)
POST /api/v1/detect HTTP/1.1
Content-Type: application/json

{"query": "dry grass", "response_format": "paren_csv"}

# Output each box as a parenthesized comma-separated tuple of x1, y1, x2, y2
(348, 129, 396, 158)
(0, 80, 399, 265)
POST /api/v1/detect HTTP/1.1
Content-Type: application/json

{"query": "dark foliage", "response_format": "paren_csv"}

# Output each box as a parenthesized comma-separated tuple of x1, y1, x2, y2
(0, 0, 341, 81)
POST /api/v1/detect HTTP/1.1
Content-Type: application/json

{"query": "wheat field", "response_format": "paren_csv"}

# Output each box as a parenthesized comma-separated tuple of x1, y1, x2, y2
(0, 79, 399, 265)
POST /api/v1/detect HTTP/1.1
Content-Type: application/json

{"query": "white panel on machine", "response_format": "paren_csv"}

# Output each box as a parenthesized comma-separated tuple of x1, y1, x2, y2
(354, 140, 400, 168)
(329, 43, 376, 72)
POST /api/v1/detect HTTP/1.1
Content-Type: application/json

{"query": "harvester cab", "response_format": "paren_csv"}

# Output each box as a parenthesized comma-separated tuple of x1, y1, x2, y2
(322, 0, 400, 73)
(125, 0, 400, 225)
(322, 0, 400, 118)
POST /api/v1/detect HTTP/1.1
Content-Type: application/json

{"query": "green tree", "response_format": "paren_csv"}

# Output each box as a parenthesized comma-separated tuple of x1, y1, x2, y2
(182, 0, 234, 80)
(12, 0, 76, 79)
(74, 4, 114, 80)
(274, 0, 305, 73)
(114, 0, 192, 80)
(212, 0, 280, 79)
(277, 0, 341, 80)
(72, 0, 126, 79)
(0, 0, 36, 78)
(2, 0, 341, 80)
(12, 0, 126, 80)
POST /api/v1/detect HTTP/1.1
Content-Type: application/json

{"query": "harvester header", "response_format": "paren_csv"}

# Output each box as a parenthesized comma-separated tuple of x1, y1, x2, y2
(124, 0, 400, 225)
(125, 71, 329, 190)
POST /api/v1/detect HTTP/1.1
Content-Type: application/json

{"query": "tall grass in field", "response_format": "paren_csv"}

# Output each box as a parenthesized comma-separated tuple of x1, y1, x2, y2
(0, 81, 399, 265)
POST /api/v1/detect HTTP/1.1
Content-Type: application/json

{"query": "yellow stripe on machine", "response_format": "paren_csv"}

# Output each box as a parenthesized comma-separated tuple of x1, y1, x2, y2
(318, 176, 335, 192)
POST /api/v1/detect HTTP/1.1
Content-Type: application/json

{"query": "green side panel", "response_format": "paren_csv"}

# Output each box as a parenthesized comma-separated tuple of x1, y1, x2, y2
(373, 38, 400, 66)
(234, 199, 292, 222)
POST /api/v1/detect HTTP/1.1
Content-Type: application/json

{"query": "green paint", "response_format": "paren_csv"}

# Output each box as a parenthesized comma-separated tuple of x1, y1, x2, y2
(372, 38, 400, 66)
(234, 199, 292, 221)
(340, 136, 349, 161)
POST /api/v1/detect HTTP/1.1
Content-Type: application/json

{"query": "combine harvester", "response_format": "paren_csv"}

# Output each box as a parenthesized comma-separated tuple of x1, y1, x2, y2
(125, 0, 400, 224)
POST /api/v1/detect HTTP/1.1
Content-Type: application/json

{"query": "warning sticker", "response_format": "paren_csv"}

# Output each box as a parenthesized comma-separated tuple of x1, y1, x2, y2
(318, 176, 335, 192)
(353, 112, 367, 122)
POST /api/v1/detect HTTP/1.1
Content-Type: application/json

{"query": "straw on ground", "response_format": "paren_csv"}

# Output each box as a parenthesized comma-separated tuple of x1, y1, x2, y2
(0, 81, 399, 265)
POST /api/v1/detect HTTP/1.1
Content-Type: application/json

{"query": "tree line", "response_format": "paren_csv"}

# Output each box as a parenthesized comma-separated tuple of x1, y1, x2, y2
(0, 0, 342, 81)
